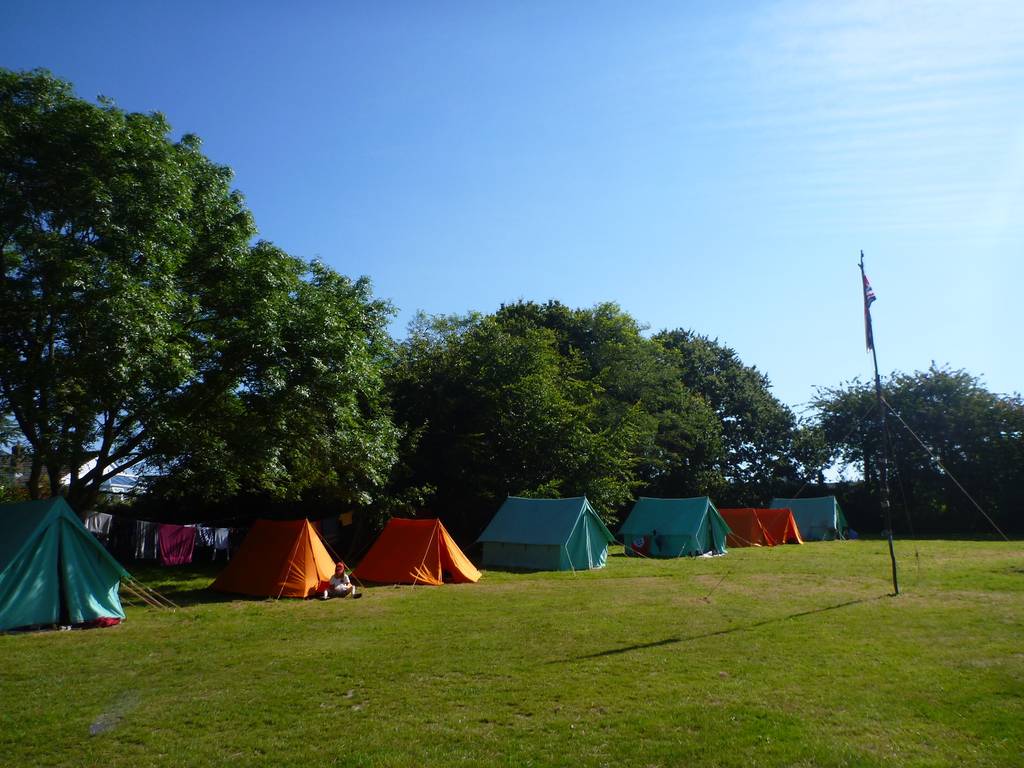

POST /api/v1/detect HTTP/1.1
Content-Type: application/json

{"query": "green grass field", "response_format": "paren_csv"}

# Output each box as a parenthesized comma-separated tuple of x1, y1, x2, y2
(2, 540, 1021, 767)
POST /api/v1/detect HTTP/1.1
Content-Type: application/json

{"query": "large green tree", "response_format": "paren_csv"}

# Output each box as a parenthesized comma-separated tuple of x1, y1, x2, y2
(388, 302, 729, 536)
(0, 69, 397, 512)
(388, 310, 643, 534)
(812, 365, 1024, 534)
(653, 329, 799, 503)
(494, 302, 725, 499)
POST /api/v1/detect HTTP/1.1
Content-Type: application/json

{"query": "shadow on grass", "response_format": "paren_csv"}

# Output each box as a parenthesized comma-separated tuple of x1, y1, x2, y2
(608, 551, 700, 560)
(121, 585, 261, 608)
(121, 563, 268, 607)
(125, 567, 387, 607)
(478, 566, 558, 575)
(125, 585, 382, 608)
(554, 595, 889, 663)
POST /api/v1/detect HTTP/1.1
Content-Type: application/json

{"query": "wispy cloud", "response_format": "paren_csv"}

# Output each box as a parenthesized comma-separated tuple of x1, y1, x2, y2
(726, 0, 1024, 235)
(752, 0, 1024, 82)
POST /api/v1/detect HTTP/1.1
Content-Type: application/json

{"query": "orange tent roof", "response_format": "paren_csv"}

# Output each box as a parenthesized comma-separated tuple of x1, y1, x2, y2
(211, 519, 336, 598)
(354, 518, 481, 586)
(719, 508, 803, 548)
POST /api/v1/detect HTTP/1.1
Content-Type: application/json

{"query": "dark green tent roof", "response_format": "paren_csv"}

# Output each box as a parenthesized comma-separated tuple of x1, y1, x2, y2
(619, 496, 725, 537)
(476, 496, 615, 546)
(0, 498, 128, 579)
(1, 498, 130, 631)
(0, 499, 59, 570)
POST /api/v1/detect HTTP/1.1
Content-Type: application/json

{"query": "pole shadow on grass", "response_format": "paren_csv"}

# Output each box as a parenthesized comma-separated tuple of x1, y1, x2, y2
(553, 595, 888, 664)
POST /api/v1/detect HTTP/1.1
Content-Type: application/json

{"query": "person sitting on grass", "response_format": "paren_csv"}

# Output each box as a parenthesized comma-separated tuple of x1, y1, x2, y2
(322, 562, 359, 599)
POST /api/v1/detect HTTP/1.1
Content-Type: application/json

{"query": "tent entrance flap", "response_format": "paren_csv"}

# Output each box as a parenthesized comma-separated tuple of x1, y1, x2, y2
(59, 517, 126, 624)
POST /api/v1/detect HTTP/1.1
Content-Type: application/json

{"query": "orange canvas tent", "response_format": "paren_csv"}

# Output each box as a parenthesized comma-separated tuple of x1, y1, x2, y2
(719, 508, 803, 548)
(354, 518, 480, 586)
(212, 519, 336, 598)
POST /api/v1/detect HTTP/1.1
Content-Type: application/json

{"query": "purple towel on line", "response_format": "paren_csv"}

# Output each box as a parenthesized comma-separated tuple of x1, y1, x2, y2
(158, 524, 196, 566)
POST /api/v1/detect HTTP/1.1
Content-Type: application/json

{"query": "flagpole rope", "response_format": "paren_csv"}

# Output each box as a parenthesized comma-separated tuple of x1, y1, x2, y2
(881, 397, 1010, 542)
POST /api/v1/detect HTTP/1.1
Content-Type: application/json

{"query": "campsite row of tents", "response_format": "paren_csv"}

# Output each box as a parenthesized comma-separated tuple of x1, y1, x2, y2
(479, 494, 848, 568)
(0, 494, 847, 632)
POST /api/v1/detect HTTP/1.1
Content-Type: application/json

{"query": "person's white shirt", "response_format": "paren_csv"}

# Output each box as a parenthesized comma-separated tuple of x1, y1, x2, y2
(325, 568, 355, 598)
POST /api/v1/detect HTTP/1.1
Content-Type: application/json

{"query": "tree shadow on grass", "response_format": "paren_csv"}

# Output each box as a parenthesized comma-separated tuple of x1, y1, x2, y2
(551, 594, 889, 664)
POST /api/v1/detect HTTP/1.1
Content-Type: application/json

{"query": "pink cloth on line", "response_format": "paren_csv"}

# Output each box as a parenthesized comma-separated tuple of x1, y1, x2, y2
(158, 524, 196, 566)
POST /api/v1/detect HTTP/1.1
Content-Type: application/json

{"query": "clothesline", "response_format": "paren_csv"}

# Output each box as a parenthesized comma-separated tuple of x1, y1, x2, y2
(82, 512, 233, 566)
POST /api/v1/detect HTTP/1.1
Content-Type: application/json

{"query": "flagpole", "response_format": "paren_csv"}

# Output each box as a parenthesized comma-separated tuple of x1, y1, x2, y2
(860, 250, 899, 595)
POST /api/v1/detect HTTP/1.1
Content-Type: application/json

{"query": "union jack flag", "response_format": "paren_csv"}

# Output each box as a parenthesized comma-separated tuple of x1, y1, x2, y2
(863, 273, 877, 351)
(863, 273, 877, 308)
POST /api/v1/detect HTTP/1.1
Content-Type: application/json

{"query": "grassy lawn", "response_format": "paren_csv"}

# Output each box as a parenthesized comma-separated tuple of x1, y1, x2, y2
(2, 539, 1022, 767)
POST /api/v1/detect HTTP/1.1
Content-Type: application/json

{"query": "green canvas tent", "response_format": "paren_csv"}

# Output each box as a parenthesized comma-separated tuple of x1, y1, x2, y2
(769, 496, 848, 541)
(476, 496, 615, 571)
(619, 497, 730, 557)
(0, 498, 129, 631)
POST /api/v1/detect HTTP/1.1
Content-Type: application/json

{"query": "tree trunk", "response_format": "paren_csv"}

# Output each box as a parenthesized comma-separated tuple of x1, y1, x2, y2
(46, 460, 62, 499)
(66, 483, 100, 519)
(28, 457, 43, 499)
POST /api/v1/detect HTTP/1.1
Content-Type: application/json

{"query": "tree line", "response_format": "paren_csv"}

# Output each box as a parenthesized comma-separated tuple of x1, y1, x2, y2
(2, 69, 1020, 538)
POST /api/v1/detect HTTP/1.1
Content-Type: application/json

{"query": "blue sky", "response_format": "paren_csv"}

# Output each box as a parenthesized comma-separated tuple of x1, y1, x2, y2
(4, 1, 1022, 410)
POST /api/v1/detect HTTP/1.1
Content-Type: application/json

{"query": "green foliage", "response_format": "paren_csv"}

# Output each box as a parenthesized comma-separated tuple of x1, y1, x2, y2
(0, 68, 397, 512)
(389, 309, 641, 533)
(142, 254, 400, 510)
(789, 422, 832, 487)
(0, 480, 29, 504)
(812, 365, 1024, 534)
(389, 301, 794, 536)
(654, 329, 800, 502)
(494, 302, 727, 500)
